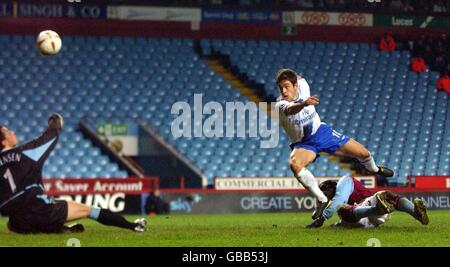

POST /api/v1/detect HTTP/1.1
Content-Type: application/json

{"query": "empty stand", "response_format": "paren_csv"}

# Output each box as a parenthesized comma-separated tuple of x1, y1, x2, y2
(1, 35, 447, 186)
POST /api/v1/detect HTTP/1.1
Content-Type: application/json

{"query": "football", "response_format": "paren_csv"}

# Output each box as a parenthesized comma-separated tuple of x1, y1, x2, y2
(36, 30, 62, 56)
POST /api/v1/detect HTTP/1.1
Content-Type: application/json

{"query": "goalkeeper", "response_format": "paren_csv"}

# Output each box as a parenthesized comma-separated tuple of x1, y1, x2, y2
(0, 113, 147, 233)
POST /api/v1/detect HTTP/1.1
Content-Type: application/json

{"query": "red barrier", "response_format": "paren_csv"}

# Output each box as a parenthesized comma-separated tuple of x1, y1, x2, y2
(1, 17, 448, 42)
(410, 175, 450, 189)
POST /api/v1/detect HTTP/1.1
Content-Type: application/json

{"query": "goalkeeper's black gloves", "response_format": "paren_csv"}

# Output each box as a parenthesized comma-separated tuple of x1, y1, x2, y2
(306, 216, 325, 228)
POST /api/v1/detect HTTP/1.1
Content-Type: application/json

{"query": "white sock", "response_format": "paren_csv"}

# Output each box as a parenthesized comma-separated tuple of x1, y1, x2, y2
(295, 168, 328, 203)
(358, 152, 379, 173)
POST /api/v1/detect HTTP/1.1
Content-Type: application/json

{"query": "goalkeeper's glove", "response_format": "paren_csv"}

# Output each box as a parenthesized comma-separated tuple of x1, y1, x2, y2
(48, 113, 64, 131)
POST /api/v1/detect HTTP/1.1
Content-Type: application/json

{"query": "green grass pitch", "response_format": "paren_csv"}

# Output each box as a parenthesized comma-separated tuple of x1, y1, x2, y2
(1, 210, 449, 247)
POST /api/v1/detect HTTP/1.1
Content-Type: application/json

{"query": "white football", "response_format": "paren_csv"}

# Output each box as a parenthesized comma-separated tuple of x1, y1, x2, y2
(36, 30, 62, 56)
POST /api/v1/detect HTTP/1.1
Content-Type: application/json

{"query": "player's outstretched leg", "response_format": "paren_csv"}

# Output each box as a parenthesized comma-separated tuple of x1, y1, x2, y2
(289, 148, 330, 219)
(382, 191, 429, 225)
(334, 139, 394, 177)
(341, 192, 394, 223)
(352, 202, 390, 220)
(66, 201, 148, 232)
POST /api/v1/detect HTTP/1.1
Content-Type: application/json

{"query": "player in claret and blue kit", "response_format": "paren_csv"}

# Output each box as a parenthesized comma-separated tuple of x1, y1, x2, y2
(306, 175, 429, 228)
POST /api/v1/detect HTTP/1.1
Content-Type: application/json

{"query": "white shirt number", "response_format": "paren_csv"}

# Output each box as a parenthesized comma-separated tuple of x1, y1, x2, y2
(3, 168, 17, 193)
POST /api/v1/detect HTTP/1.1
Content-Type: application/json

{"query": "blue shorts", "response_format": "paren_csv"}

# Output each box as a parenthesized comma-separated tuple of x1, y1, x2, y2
(290, 123, 350, 157)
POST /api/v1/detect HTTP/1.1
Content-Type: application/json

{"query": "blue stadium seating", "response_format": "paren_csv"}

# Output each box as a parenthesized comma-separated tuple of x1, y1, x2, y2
(201, 39, 450, 185)
(1, 35, 448, 186)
